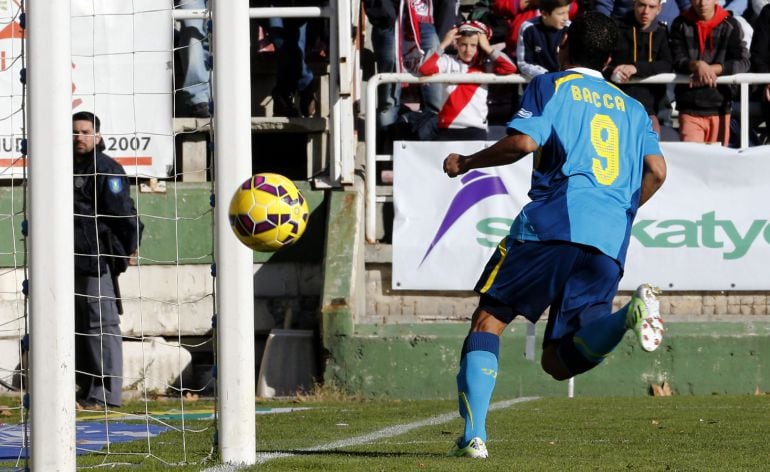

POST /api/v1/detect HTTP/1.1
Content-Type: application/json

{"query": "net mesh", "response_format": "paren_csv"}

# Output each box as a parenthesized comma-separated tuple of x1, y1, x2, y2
(1, 0, 219, 467)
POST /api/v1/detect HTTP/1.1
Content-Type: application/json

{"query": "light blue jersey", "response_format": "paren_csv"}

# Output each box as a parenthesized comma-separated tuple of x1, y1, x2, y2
(507, 67, 662, 266)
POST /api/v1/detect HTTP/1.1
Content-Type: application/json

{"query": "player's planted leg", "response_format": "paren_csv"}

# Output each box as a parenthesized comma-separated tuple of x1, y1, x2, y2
(450, 436, 488, 459)
(452, 331, 499, 458)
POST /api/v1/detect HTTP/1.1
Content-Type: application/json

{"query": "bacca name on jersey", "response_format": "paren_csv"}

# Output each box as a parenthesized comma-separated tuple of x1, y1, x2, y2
(570, 84, 626, 111)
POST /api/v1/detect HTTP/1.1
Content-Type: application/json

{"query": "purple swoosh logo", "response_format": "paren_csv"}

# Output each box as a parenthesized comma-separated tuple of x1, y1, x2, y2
(419, 170, 509, 266)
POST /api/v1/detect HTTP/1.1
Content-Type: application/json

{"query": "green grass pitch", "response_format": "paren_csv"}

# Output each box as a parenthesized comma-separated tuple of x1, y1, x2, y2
(2, 395, 768, 470)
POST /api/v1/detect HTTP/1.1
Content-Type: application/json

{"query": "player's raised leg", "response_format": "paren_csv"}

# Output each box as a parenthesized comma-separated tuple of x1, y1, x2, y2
(541, 255, 665, 380)
(569, 283, 664, 367)
(542, 292, 665, 380)
(627, 283, 664, 352)
(541, 298, 637, 380)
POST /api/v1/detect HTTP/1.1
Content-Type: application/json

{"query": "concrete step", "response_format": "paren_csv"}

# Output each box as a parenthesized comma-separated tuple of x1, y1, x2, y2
(122, 337, 193, 397)
(0, 336, 193, 396)
(173, 116, 328, 134)
(174, 116, 329, 182)
(0, 263, 322, 338)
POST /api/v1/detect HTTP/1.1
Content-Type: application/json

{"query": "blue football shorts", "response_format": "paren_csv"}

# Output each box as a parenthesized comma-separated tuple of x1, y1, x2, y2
(474, 237, 622, 345)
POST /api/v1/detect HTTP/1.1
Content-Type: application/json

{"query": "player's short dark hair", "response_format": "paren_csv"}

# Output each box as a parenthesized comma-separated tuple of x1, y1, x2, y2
(73, 111, 101, 132)
(540, 0, 572, 14)
(566, 12, 618, 71)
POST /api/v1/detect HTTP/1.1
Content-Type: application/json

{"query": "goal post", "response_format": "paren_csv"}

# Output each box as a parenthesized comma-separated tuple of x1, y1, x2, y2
(17, 0, 352, 466)
(22, 0, 259, 467)
(27, 0, 77, 469)
(212, 0, 257, 465)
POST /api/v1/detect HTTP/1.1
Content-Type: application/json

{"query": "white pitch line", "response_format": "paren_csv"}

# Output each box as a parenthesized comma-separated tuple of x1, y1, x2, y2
(202, 396, 539, 470)
(251, 396, 540, 465)
(201, 465, 243, 472)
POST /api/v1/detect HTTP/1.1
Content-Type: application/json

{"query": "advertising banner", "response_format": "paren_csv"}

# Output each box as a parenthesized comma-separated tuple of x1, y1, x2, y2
(393, 141, 770, 291)
(0, 0, 173, 179)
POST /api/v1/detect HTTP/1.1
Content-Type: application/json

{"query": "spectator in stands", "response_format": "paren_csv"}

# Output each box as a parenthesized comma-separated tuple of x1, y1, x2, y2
(493, 0, 543, 60)
(606, 0, 673, 135)
(750, 3, 770, 141)
(743, 0, 770, 27)
(595, 0, 692, 30)
(723, 1, 754, 50)
(494, 0, 580, 58)
(364, 0, 459, 148)
(466, 0, 511, 44)
(488, 0, 541, 117)
(177, 0, 211, 118)
(72, 112, 143, 410)
(269, 16, 317, 117)
(595, 0, 687, 136)
(418, 21, 518, 140)
(493, 0, 578, 113)
(257, 0, 325, 118)
(516, 0, 572, 78)
(365, 0, 400, 141)
(669, 0, 751, 146)
(745, 0, 767, 25)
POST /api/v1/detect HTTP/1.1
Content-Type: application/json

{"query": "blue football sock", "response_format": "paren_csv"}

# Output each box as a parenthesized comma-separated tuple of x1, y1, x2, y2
(456, 332, 499, 443)
(572, 303, 629, 363)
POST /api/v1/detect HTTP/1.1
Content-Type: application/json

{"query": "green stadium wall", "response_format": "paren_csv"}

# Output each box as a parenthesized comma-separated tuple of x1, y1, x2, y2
(3, 185, 769, 398)
(321, 189, 770, 399)
(0, 181, 327, 267)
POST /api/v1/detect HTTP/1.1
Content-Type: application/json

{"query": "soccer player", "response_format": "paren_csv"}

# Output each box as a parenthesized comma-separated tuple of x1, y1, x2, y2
(443, 12, 667, 459)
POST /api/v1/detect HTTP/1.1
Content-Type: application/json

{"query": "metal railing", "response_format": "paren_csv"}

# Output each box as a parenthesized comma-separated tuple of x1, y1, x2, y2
(172, 6, 328, 20)
(365, 72, 770, 243)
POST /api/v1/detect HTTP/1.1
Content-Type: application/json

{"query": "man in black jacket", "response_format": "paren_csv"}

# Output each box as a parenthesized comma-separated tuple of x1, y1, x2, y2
(73, 111, 142, 409)
(606, 0, 673, 135)
(669, 0, 750, 146)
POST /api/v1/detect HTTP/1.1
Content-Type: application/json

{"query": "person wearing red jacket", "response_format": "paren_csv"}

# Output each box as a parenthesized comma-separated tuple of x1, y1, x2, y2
(418, 21, 518, 140)
(669, 0, 751, 146)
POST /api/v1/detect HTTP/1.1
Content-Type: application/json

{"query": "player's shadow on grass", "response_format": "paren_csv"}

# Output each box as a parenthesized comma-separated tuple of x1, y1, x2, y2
(273, 450, 447, 458)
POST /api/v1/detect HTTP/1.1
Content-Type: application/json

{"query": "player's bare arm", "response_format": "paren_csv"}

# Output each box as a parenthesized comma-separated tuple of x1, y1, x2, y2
(639, 153, 666, 207)
(443, 132, 538, 178)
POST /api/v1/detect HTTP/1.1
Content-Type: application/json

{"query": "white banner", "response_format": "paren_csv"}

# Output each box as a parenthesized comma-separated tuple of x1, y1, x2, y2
(393, 141, 770, 291)
(0, 0, 173, 179)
